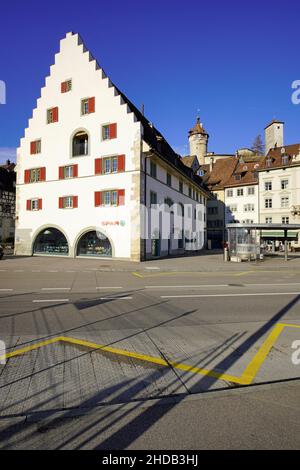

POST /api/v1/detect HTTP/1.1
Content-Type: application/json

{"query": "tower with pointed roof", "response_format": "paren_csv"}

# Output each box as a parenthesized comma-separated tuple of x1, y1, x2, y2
(188, 117, 209, 166)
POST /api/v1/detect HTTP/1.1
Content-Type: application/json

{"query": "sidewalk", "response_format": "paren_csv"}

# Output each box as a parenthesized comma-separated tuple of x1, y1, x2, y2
(1, 379, 299, 449)
(1, 251, 300, 273)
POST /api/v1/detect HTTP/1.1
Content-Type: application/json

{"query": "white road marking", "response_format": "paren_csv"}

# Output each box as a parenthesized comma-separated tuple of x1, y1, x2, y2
(96, 287, 123, 290)
(245, 283, 300, 287)
(41, 287, 71, 291)
(145, 267, 160, 270)
(0, 288, 13, 291)
(33, 299, 69, 303)
(100, 296, 132, 300)
(145, 284, 228, 289)
(14, 270, 24, 272)
(161, 292, 300, 299)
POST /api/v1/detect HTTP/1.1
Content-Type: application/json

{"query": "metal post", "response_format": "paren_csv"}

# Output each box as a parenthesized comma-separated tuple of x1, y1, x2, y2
(284, 230, 288, 262)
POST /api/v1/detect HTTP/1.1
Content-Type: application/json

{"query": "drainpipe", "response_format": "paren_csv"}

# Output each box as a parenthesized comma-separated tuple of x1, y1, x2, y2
(144, 153, 151, 261)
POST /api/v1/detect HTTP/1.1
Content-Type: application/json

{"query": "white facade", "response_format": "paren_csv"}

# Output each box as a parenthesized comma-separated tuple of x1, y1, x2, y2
(225, 184, 259, 225)
(258, 166, 300, 226)
(15, 32, 207, 261)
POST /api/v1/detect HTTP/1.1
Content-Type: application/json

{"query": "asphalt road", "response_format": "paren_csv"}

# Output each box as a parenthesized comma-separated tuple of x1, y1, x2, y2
(0, 254, 300, 449)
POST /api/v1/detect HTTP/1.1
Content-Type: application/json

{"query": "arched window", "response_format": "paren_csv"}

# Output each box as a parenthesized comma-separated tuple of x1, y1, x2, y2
(77, 231, 112, 257)
(34, 228, 69, 255)
(72, 131, 89, 157)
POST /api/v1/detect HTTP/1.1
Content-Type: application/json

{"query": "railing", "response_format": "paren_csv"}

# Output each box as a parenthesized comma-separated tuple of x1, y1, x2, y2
(73, 142, 88, 157)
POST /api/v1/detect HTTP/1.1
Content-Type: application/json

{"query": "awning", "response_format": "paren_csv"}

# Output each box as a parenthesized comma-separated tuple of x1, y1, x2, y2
(261, 231, 299, 240)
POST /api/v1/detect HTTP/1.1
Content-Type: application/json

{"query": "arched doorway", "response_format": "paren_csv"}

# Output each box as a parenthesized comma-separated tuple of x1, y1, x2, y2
(76, 230, 112, 257)
(33, 228, 69, 255)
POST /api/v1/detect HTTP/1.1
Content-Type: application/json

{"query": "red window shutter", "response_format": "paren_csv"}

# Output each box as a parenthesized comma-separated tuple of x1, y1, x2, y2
(117, 189, 125, 206)
(94, 191, 102, 207)
(95, 158, 102, 175)
(38, 199, 43, 210)
(40, 167, 46, 181)
(73, 196, 78, 208)
(73, 164, 78, 177)
(52, 107, 59, 122)
(24, 170, 30, 184)
(61, 82, 66, 93)
(59, 197, 64, 209)
(109, 123, 117, 139)
(88, 97, 95, 113)
(59, 166, 65, 180)
(117, 154, 125, 172)
(26, 200, 31, 211)
(30, 141, 36, 155)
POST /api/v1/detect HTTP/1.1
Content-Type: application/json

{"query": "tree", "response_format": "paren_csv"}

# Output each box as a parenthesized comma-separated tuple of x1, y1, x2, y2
(251, 135, 265, 155)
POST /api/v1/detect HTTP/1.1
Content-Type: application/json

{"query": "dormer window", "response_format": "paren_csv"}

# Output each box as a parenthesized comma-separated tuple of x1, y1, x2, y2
(282, 154, 289, 165)
(234, 174, 241, 181)
(266, 158, 272, 168)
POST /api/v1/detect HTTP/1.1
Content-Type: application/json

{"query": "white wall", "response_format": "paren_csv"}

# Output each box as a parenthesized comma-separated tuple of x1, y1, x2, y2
(225, 185, 259, 224)
(15, 32, 142, 259)
(258, 167, 300, 224)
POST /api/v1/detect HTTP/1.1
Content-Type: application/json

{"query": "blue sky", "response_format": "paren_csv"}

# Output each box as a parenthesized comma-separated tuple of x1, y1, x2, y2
(0, 0, 299, 162)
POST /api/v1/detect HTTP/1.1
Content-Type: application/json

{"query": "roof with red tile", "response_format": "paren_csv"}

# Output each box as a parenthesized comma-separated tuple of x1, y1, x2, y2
(225, 158, 264, 188)
(259, 144, 300, 170)
(200, 157, 238, 191)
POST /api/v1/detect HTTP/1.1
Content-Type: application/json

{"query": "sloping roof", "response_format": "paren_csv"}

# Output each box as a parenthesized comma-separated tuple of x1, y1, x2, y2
(189, 117, 208, 136)
(0, 160, 15, 172)
(200, 157, 238, 191)
(225, 159, 264, 188)
(260, 144, 300, 170)
(181, 155, 199, 170)
(264, 119, 284, 130)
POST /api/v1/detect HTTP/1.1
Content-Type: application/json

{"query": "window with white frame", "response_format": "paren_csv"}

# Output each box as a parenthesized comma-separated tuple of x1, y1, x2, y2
(31, 199, 39, 211)
(237, 188, 244, 197)
(103, 156, 118, 175)
(281, 179, 289, 189)
(264, 181, 272, 191)
(227, 189, 233, 197)
(282, 216, 289, 224)
(247, 187, 255, 195)
(30, 168, 41, 183)
(64, 166, 73, 179)
(81, 99, 89, 115)
(281, 197, 289, 208)
(265, 198, 272, 208)
(63, 196, 73, 209)
(244, 204, 255, 212)
(265, 217, 272, 223)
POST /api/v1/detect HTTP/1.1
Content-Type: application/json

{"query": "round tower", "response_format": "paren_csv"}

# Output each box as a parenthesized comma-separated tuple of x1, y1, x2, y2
(188, 117, 209, 166)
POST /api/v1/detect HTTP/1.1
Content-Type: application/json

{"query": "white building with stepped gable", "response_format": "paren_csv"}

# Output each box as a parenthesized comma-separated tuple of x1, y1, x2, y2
(15, 32, 208, 261)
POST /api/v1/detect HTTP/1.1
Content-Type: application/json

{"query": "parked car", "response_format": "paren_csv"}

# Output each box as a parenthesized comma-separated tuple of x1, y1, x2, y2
(0, 245, 3, 260)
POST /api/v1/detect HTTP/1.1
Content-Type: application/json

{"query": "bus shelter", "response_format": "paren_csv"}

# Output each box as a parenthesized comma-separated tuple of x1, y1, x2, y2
(226, 223, 300, 262)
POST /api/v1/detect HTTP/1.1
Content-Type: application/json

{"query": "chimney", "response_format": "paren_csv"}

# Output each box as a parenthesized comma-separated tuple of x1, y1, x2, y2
(210, 157, 214, 172)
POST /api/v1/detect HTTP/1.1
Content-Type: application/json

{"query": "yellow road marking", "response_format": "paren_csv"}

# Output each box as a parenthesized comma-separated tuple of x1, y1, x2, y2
(0, 323, 299, 386)
(132, 272, 144, 278)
